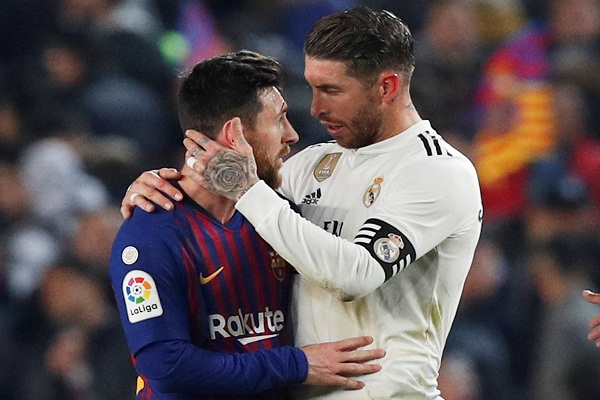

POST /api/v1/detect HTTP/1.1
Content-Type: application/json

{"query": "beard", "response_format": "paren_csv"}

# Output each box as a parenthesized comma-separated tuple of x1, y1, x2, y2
(336, 97, 384, 149)
(248, 139, 283, 189)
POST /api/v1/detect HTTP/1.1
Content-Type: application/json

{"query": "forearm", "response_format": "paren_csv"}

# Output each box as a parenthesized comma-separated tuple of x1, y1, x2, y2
(136, 340, 307, 396)
(236, 181, 386, 301)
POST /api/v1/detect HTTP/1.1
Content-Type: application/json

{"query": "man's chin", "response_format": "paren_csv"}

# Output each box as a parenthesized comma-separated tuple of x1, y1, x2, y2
(258, 171, 282, 190)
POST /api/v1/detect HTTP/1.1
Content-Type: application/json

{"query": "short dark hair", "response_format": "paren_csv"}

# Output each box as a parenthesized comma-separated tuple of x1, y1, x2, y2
(304, 6, 415, 84)
(177, 50, 283, 138)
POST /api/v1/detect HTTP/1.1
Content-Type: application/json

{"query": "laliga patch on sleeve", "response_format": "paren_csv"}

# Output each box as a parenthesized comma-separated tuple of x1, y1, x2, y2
(122, 270, 164, 323)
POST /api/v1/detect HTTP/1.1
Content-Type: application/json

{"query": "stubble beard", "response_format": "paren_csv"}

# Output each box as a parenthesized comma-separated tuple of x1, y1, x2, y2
(251, 140, 283, 189)
(337, 98, 383, 149)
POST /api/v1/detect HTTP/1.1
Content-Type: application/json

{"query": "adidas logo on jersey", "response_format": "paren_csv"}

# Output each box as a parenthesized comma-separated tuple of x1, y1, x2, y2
(302, 188, 322, 205)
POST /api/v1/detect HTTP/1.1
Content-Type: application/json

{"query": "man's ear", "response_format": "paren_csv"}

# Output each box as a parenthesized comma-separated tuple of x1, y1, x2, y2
(379, 72, 401, 104)
(221, 117, 244, 149)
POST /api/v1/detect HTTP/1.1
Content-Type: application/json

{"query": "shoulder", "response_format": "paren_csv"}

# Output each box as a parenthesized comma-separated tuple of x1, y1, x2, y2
(285, 141, 341, 168)
(110, 207, 183, 274)
(387, 129, 480, 202)
(117, 206, 179, 240)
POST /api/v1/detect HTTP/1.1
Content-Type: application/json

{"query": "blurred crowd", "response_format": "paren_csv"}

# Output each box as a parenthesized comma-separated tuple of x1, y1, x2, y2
(1, 0, 600, 399)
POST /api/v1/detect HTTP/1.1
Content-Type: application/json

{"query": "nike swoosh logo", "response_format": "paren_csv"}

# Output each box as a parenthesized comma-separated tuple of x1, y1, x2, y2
(238, 334, 279, 345)
(200, 267, 224, 285)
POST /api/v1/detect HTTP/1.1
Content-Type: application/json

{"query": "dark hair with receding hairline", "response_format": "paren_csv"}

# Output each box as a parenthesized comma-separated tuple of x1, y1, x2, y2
(304, 6, 415, 86)
(177, 50, 283, 138)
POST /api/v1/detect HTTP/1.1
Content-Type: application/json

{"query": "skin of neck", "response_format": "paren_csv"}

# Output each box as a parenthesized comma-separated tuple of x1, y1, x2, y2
(373, 74, 422, 143)
(385, 96, 422, 139)
(178, 129, 237, 224)
(179, 169, 237, 224)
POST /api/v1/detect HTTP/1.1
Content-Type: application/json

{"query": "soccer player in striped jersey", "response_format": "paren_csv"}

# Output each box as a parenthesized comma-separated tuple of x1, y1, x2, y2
(110, 50, 384, 400)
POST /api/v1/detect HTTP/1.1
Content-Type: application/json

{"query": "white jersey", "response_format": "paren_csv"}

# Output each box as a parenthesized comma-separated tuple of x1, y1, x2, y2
(235, 120, 482, 399)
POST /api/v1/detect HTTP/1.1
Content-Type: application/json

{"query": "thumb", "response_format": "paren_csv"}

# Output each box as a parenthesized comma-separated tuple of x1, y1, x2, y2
(583, 290, 600, 304)
(231, 117, 251, 152)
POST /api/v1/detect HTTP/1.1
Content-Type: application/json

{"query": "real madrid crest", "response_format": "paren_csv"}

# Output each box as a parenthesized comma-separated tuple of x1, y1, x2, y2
(269, 251, 286, 281)
(314, 153, 342, 182)
(373, 237, 400, 263)
(362, 176, 384, 208)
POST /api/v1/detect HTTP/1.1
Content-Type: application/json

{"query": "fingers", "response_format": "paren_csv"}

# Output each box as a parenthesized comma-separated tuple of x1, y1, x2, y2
(335, 358, 382, 378)
(344, 348, 386, 364)
(185, 129, 213, 151)
(589, 313, 600, 329)
(584, 291, 600, 347)
(183, 131, 219, 179)
(331, 337, 385, 365)
(332, 376, 364, 391)
(120, 169, 183, 219)
(183, 137, 203, 157)
(301, 336, 385, 391)
(589, 325, 600, 348)
(583, 289, 600, 305)
(588, 324, 600, 340)
(186, 156, 198, 170)
(230, 118, 252, 155)
(334, 335, 374, 351)
(156, 167, 182, 180)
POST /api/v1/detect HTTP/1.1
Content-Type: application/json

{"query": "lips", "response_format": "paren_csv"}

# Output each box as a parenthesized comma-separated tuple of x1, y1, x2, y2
(320, 120, 344, 136)
(326, 125, 344, 136)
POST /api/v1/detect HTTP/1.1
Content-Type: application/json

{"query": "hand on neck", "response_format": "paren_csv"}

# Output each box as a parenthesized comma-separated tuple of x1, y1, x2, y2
(179, 173, 237, 224)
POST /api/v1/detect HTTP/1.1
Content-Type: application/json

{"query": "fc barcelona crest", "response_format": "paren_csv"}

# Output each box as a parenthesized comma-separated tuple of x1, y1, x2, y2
(269, 251, 286, 281)
(314, 153, 342, 182)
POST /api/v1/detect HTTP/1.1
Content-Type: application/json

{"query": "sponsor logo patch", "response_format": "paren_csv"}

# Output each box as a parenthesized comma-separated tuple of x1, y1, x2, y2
(314, 153, 342, 182)
(122, 246, 139, 265)
(209, 306, 284, 345)
(122, 270, 163, 323)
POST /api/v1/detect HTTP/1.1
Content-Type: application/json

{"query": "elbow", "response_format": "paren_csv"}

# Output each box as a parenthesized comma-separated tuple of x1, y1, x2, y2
(148, 374, 181, 393)
(135, 343, 191, 393)
(140, 359, 186, 393)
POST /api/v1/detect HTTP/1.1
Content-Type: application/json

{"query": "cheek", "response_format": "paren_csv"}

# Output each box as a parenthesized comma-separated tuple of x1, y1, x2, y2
(336, 97, 362, 119)
(249, 137, 275, 163)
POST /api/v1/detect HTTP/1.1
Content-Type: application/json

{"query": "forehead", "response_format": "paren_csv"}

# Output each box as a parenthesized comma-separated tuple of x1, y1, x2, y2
(304, 56, 353, 85)
(257, 87, 285, 114)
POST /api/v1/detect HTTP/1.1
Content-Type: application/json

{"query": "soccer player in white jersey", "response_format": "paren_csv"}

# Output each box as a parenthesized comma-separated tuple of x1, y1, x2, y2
(123, 6, 482, 399)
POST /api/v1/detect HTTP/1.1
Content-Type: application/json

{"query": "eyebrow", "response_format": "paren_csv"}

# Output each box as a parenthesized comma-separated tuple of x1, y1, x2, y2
(314, 83, 341, 91)
(278, 101, 288, 115)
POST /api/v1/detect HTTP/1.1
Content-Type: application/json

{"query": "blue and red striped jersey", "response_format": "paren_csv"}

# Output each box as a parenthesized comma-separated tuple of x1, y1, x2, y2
(109, 192, 305, 399)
